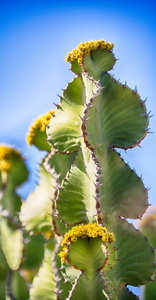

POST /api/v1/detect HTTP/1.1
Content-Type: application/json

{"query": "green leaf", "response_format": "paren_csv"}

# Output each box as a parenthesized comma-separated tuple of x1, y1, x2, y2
(47, 76, 85, 152)
(105, 218, 155, 287)
(57, 145, 96, 224)
(99, 149, 148, 219)
(0, 217, 23, 270)
(86, 73, 148, 151)
(20, 164, 55, 234)
(83, 48, 116, 80)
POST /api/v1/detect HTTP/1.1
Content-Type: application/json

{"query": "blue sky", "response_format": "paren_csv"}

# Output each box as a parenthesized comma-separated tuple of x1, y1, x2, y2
(0, 0, 156, 210)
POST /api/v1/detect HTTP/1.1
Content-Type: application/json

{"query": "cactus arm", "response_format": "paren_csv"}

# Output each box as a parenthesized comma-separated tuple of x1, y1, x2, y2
(86, 73, 148, 152)
(30, 238, 71, 300)
(140, 212, 156, 299)
(46, 76, 86, 153)
(0, 217, 23, 271)
(20, 150, 76, 234)
(57, 144, 97, 224)
(82, 48, 116, 80)
(58, 223, 116, 299)
(0, 145, 28, 217)
(142, 278, 156, 300)
(64, 236, 115, 300)
(1, 189, 22, 219)
(99, 149, 148, 219)
(29, 248, 57, 300)
(46, 74, 100, 154)
(118, 287, 139, 299)
(26, 111, 55, 151)
(68, 272, 110, 300)
(20, 164, 55, 234)
(47, 150, 76, 183)
(104, 218, 155, 287)
(68, 40, 115, 80)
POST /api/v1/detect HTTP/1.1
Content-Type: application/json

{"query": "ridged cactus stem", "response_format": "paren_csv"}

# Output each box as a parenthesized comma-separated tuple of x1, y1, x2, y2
(51, 240, 62, 299)
(43, 150, 62, 236)
(81, 79, 104, 225)
(66, 270, 83, 300)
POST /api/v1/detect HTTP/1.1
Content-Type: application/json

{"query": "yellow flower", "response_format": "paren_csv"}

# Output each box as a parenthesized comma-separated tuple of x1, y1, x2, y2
(26, 111, 55, 146)
(58, 223, 114, 263)
(0, 145, 22, 172)
(65, 40, 114, 65)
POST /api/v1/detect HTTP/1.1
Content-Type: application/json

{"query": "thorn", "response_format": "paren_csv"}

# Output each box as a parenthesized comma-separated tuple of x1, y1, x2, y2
(149, 277, 155, 282)
(86, 117, 91, 121)
(63, 279, 68, 284)
(78, 134, 85, 138)
(147, 110, 151, 116)
(141, 98, 147, 104)
(148, 131, 154, 134)
(79, 115, 83, 121)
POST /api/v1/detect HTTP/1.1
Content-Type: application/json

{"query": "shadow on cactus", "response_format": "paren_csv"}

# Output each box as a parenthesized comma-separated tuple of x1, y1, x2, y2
(0, 39, 155, 299)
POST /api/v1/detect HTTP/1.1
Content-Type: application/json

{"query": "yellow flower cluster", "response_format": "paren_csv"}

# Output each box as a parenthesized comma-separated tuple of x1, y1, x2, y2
(65, 40, 114, 65)
(26, 111, 55, 146)
(59, 223, 114, 263)
(0, 145, 21, 172)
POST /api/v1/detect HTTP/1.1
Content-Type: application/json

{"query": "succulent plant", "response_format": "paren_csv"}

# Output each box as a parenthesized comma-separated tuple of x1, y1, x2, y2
(0, 39, 155, 299)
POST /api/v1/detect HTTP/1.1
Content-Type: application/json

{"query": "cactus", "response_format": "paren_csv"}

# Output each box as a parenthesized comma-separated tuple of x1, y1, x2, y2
(0, 39, 155, 299)
(140, 209, 156, 300)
